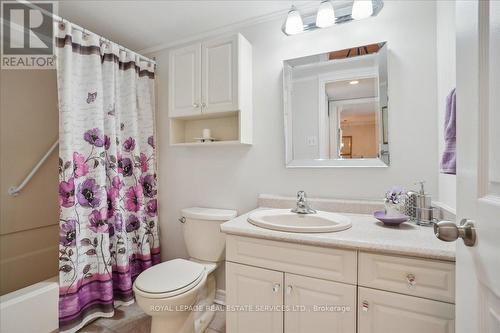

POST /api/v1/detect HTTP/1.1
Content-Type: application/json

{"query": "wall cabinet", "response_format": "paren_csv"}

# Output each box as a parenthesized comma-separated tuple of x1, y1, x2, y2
(168, 34, 252, 146)
(226, 235, 455, 333)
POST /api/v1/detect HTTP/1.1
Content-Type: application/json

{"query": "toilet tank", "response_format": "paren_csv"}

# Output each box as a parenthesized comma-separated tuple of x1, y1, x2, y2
(181, 207, 237, 262)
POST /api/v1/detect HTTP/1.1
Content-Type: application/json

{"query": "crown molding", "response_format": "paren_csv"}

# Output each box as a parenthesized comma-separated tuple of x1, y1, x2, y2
(139, 2, 319, 54)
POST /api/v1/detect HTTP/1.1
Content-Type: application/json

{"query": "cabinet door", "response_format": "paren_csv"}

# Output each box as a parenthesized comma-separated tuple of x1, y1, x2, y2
(202, 35, 238, 113)
(358, 287, 455, 333)
(226, 262, 283, 333)
(284, 273, 356, 333)
(168, 43, 201, 117)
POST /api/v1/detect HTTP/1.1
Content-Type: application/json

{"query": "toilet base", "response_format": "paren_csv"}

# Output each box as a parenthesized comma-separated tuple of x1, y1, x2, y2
(151, 311, 195, 333)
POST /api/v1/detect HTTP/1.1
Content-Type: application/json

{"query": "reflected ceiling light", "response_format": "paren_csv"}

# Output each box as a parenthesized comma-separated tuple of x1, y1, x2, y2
(349, 80, 359, 85)
(284, 6, 304, 35)
(316, 0, 336, 28)
(352, 0, 374, 20)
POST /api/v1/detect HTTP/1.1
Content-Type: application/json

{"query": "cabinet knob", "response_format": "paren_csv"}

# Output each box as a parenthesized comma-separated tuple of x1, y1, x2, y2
(272, 283, 280, 293)
(406, 273, 416, 288)
(202, 102, 207, 108)
(286, 285, 293, 295)
(362, 300, 369, 312)
(192, 103, 200, 108)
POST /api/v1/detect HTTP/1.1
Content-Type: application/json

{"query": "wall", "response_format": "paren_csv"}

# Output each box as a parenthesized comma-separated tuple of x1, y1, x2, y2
(291, 78, 319, 160)
(341, 123, 377, 158)
(151, 1, 438, 288)
(0, 70, 59, 295)
(436, 0, 457, 211)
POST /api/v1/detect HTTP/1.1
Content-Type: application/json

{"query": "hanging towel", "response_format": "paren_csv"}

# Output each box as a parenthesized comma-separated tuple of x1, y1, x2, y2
(441, 88, 456, 174)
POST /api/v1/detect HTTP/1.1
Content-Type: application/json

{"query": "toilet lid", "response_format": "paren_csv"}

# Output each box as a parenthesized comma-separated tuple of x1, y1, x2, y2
(134, 259, 205, 295)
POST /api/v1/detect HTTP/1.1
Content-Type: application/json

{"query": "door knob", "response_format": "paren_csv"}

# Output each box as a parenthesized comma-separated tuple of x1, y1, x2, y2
(434, 218, 476, 247)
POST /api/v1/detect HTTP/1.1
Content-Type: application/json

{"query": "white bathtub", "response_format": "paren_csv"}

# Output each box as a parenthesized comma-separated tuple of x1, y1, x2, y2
(0, 276, 59, 333)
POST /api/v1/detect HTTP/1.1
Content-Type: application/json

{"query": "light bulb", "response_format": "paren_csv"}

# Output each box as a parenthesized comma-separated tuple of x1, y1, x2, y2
(352, 0, 373, 20)
(285, 6, 304, 35)
(316, 0, 336, 28)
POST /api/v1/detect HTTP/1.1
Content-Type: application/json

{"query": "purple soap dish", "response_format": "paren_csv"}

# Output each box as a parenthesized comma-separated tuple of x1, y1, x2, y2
(373, 210, 409, 226)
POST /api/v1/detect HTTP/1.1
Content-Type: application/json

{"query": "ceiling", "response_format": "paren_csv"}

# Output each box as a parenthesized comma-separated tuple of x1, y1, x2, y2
(326, 77, 377, 100)
(58, 1, 311, 52)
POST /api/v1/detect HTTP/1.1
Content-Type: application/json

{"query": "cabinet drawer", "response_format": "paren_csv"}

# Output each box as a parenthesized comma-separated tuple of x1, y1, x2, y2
(358, 287, 455, 333)
(358, 252, 455, 303)
(226, 236, 357, 284)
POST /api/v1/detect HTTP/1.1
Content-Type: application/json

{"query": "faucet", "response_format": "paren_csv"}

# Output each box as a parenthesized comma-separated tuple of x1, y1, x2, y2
(291, 191, 317, 214)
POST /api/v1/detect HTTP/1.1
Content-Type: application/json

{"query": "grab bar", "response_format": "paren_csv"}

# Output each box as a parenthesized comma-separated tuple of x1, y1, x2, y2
(8, 140, 59, 196)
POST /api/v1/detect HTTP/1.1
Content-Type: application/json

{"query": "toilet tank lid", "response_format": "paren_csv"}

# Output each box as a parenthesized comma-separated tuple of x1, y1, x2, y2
(181, 207, 237, 221)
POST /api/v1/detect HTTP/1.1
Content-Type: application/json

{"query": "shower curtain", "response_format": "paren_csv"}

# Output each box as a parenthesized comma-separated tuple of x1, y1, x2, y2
(56, 23, 160, 333)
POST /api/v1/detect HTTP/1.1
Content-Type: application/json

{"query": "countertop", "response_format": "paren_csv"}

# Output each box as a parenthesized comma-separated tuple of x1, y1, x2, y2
(221, 208, 456, 262)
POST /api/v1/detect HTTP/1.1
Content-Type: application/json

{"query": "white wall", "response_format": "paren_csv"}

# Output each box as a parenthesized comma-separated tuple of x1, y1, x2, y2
(151, 1, 438, 287)
(436, 0, 457, 211)
(291, 78, 319, 160)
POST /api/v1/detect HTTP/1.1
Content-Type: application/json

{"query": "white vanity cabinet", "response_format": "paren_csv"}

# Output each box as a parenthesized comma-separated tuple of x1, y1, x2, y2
(225, 235, 456, 333)
(168, 33, 252, 145)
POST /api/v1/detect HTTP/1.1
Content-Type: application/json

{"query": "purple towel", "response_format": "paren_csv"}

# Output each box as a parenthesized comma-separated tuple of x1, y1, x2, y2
(441, 88, 456, 174)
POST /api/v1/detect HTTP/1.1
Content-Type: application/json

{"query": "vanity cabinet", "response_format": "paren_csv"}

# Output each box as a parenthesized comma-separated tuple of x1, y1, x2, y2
(358, 287, 455, 333)
(226, 262, 356, 333)
(168, 34, 252, 145)
(226, 263, 283, 333)
(225, 235, 456, 333)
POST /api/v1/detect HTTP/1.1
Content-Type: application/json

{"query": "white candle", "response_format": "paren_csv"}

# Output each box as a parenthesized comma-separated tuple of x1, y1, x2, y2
(202, 128, 211, 139)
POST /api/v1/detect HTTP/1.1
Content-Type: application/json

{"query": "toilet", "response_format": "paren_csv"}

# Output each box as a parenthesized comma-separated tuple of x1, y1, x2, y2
(133, 207, 237, 333)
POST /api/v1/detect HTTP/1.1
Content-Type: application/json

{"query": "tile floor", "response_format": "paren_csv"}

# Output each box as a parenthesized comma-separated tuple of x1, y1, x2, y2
(80, 303, 225, 333)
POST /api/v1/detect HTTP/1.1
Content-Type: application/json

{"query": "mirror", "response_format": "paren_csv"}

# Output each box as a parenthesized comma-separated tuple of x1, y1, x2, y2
(283, 42, 389, 167)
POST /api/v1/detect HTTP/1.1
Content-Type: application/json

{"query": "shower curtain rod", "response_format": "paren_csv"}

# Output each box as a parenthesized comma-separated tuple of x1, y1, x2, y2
(21, 1, 156, 66)
(8, 140, 59, 196)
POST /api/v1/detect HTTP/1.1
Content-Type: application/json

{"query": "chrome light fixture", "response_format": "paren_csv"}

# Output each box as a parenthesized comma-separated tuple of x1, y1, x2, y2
(282, 0, 382, 36)
(316, 0, 336, 28)
(284, 6, 304, 35)
(352, 0, 374, 20)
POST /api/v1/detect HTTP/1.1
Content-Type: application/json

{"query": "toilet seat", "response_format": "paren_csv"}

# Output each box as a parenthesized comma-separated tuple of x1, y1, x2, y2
(134, 259, 206, 299)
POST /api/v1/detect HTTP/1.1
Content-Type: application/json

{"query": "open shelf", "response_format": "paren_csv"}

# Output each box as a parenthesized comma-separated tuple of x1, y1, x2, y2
(169, 111, 251, 146)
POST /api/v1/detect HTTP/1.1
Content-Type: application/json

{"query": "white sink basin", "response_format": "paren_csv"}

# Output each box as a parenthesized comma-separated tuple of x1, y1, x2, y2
(247, 209, 352, 233)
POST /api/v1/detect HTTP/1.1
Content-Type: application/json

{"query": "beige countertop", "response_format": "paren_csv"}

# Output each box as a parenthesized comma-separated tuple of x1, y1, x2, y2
(221, 207, 456, 262)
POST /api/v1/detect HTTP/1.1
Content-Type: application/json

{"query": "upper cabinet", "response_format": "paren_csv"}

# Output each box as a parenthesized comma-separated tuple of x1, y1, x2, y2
(168, 34, 253, 145)
(168, 43, 202, 118)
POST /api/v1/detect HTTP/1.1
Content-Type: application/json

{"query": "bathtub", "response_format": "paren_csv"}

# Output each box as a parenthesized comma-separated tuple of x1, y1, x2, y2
(0, 276, 59, 333)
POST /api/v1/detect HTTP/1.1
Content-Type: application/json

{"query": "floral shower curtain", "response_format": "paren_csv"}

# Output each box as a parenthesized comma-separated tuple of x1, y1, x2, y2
(56, 24, 160, 333)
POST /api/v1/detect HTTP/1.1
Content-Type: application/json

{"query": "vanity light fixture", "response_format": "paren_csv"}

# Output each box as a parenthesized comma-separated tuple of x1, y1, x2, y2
(349, 80, 360, 85)
(284, 6, 304, 35)
(352, 0, 374, 20)
(282, 0, 383, 36)
(316, 0, 336, 28)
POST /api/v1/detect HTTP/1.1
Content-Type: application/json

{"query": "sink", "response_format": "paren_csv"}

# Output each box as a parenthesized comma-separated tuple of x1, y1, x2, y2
(247, 209, 352, 233)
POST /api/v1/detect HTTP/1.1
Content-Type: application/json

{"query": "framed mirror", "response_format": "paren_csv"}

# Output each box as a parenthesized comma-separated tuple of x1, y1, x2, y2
(283, 42, 389, 167)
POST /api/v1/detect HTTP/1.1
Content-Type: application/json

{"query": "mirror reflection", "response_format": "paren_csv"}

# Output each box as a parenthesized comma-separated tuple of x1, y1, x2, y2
(284, 42, 389, 167)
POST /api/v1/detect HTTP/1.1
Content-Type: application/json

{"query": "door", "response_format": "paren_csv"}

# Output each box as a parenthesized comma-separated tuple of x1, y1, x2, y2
(454, 1, 500, 332)
(226, 262, 283, 333)
(358, 287, 455, 333)
(168, 43, 201, 117)
(284, 273, 356, 333)
(202, 35, 238, 114)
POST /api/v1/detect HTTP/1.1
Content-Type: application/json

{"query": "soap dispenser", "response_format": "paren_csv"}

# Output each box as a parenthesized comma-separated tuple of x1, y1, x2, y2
(405, 181, 435, 226)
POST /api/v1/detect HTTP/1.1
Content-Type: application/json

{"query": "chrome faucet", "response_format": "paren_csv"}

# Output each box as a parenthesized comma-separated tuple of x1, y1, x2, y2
(291, 191, 317, 214)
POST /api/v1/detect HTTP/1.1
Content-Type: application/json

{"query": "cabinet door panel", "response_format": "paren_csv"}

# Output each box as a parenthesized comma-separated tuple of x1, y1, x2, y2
(226, 262, 283, 333)
(285, 273, 356, 333)
(202, 35, 238, 113)
(358, 287, 455, 333)
(168, 43, 201, 117)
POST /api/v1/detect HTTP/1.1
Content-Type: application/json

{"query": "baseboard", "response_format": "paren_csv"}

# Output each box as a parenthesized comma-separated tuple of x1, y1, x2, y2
(214, 289, 225, 306)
